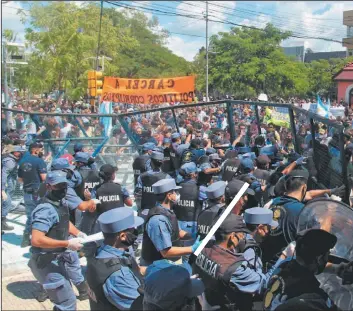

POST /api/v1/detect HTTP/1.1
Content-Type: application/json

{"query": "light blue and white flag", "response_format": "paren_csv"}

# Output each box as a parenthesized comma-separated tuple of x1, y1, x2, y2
(99, 101, 113, 136)
(316, 95, 329, 118)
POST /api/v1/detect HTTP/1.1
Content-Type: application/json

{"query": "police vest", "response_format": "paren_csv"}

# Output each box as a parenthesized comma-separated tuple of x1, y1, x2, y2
(197, 203, 225, 240)
(141, 205, 181, 263)
(36, 198, 69, 253)
(132, 154, 150, 186)
(173, 181, 202, 222)
(261, 197, 304, 268)
(86, 250, 144, 311)
(170, 149, 181, 170)
(161, 147, 174, 174)
(75, 168, 101, 200)
(222, 158, 240, 182)
(140, 171, 168, 210)
(193, 245, 252, 310)
(96, 181, 125, 215)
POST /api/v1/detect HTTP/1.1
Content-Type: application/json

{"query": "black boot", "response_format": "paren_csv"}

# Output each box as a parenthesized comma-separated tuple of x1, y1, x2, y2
(36, 286, 49, 302)
(76, 281, 89, 301)
(2, 217, 14, 231)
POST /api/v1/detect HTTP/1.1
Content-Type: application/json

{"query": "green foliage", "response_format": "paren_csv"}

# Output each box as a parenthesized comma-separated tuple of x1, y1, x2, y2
(14, 2, 192, 99)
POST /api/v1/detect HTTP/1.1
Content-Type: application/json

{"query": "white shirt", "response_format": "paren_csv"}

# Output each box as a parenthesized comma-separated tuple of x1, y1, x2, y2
(60, 123, 73, 138)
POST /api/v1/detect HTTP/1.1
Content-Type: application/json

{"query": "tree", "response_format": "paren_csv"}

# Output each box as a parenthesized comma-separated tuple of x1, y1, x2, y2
(193, 24, 309, 98)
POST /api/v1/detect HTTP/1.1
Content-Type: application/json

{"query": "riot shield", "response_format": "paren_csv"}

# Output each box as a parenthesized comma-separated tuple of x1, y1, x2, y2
(297, 198, 353, 311)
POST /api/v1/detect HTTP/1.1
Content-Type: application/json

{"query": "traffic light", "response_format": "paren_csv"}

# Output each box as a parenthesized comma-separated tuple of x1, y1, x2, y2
(88, 70, 103, 97)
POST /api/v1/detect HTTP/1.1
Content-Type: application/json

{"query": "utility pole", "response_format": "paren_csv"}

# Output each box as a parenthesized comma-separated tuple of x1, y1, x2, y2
(205, 1, 209, 103)
(2, 42, 9, 108)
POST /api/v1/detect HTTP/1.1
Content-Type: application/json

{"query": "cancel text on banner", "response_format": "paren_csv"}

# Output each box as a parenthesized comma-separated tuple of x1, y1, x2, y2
(101, 76, 195, 104)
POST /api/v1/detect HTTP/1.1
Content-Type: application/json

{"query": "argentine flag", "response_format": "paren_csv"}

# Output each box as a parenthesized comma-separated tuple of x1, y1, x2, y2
(99, 101, 113, 136)
(316, 95, 329, 118)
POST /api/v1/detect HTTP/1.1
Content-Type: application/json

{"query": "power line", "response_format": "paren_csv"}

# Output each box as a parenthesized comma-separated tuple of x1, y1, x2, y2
(106, 1, 344, 44)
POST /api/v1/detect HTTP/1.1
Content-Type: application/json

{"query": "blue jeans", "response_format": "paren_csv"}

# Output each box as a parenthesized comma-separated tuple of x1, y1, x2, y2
(58, 251, 84, 286)
(2, 178, 15, 217)
(24, 193, 41, 235)
(29, 254, 76, 311)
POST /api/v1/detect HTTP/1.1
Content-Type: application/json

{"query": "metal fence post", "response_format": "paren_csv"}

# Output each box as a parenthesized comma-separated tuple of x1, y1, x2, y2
(254, 104, 261, 135)
(171, 108, 180, 134)
(339, 131, 350, 205)
(289, 107, 299, 153)
(54, 139, 71, 159)
(226, 100, 236, 143)
(310, 118, 319, 180)
(117, 115, 139, 150)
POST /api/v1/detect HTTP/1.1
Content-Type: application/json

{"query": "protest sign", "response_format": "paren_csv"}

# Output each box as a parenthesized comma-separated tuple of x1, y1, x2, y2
(330, 107, 345, 118)
(101, 76, 195, 104)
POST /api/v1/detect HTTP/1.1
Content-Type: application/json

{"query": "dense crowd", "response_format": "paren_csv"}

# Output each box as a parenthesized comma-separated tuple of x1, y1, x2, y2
(1, 95, 353, 311)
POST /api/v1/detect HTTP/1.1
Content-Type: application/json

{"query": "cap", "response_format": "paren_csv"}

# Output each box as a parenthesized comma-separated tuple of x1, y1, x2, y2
(45, 171, 68, 185)
(142, 142, 156, 151)
(180, 162, 199, 174)
(74, 152, 90, 164)
(51, 158, 75, 171)
(73, 142, 83, 153)
(100, 164, 118, 176)
(244, 207, 278, 228)
(224, 150, 238, 159)
(218, 214, 251, 234)
(226, 179, 255, 198)
(29, 142, 43, 150)
(176, 143, 190, 156)
(10, 145, 26, 153)
(256, 155, 271, 166)
(163, 138, 171, 144)
(98, 207, 144, 233)
(237, 146, 252, 154)
(152, 179, 182, 194)
(150, 151, 164, 161)
(296, 229, 337, 256)
(259, 145, 276, 156)
(152, 146, 164, 153)
(288, 168, 309, 180)
(171, 132, 181, 140)
(206, 181, 226, 199)
(209, 153, 222, 161)
(206, 147, 217, 155)
(144, 263, 205, 310)
(241, 158, 254, 170)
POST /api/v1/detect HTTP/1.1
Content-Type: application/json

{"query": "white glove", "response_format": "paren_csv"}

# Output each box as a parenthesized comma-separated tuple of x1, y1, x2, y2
(77, 232, 88, 239)
(67, 238, 84, 251)
(281, 241, 296, 259)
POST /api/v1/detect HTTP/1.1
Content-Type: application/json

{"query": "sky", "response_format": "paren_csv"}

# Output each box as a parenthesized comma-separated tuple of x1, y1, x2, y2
(2, 1, 353, 61)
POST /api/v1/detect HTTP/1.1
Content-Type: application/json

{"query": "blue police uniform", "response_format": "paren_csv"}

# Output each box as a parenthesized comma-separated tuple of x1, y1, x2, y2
(18, 151, 47, 236)
(51, 159, 86, 289)
(28, 171, 77, 311)
(86, 208, 145, 311)
(2, 149, 22, 218)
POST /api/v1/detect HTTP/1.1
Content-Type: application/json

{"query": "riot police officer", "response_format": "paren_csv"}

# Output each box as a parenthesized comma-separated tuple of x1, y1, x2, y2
(28, 171, 86, 311)
(140, 179, 202, 268)
(193, 214, 267, 311)
(83, 164, 133, 234)
(18, 142, 47, 247)
(1, 145, 25, 230)
(174, 162, 203, 240)
(180, 139, 205, 165)
(86, 208, 145, 310)
(73, 152, 100, 200)
(132, 142, 155, 187)
(135, 151, 172, 218)
(197, 181, 226, 240)
(225, 179, 255, 215)
(73, 152, 100, 228)
(221, 150, 241, 182)
(170, 132, 182, 173)
(197, 153, 222, 186)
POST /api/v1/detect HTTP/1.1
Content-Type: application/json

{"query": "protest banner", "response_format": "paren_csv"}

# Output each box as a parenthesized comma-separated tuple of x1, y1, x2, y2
(101, 76, 195, 104)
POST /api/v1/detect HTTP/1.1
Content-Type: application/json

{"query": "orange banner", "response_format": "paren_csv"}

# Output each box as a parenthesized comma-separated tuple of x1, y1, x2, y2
(101, 76, 195, 104)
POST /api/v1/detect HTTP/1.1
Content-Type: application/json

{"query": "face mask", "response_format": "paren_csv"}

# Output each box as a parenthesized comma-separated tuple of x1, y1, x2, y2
(121, 229, 138, 247)
(49, 188, 67, 201)
(170, 193, 180, 204)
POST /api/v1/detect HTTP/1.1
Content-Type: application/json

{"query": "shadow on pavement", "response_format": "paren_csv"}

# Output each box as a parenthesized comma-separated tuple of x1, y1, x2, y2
(6, 281, 41, 300)
(2, 233, 23, 247)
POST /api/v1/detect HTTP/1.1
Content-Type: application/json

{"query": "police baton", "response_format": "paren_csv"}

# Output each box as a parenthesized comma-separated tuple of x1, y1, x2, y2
(188, 182, 250, 264)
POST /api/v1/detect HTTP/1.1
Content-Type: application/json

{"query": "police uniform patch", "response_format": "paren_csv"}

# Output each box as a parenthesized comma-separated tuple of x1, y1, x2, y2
(269, 205, 286, 237)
